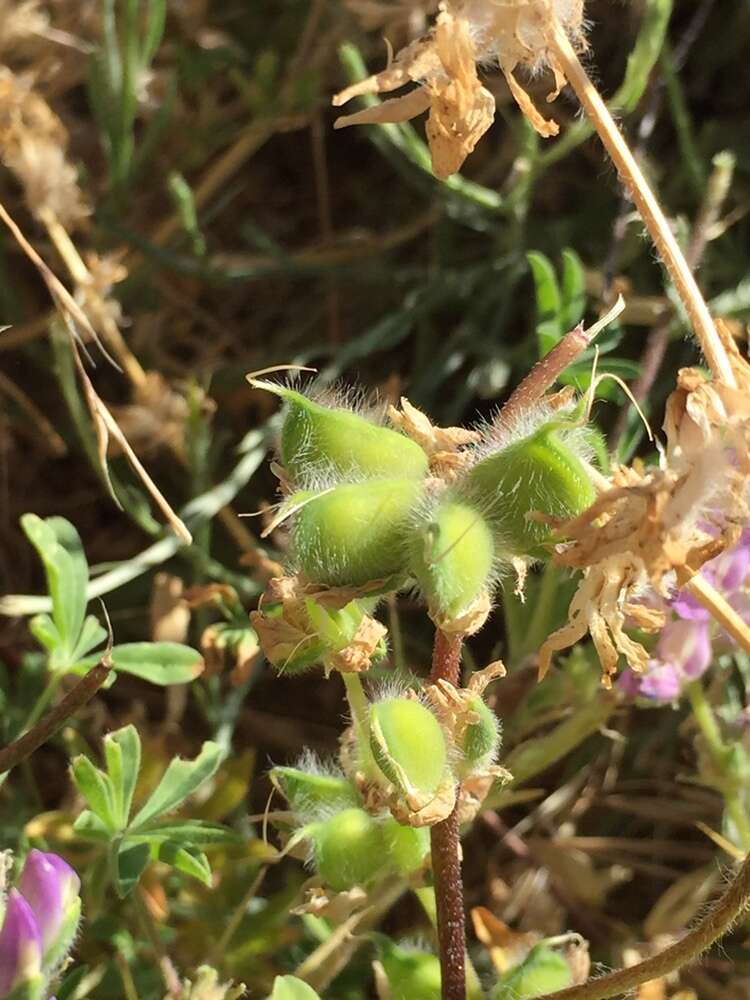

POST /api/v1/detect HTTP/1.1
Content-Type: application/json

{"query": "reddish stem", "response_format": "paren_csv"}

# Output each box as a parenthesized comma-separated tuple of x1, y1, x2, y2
(430, 629, 466, 1000)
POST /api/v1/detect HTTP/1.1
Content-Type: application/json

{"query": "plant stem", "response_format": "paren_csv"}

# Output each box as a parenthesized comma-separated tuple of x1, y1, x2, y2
(430, 629, 466, 1000)
(549, 21, 736, 389)
(342, 671, 374, 774)
(686, 680, 750, 852)
(535, 852, 750, 1000)
(0, 657, 112, 775)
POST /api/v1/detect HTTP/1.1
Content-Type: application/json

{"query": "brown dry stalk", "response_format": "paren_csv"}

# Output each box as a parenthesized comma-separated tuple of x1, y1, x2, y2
(0, 656, 112, 775)
(430, 629, 466, 1000)
(536, 853, 750, 1000)
(549, 20, 736, 389)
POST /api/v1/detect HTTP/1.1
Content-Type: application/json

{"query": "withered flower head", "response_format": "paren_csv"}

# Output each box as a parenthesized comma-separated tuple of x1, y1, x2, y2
(333, 0, 586, 177)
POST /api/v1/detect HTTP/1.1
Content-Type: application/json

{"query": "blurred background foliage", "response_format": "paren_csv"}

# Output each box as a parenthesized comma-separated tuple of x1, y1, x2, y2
(2, 0, 750, 997)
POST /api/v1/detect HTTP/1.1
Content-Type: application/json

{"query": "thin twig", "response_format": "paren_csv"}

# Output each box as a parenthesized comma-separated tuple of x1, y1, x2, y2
(430, 629, 465, 1000)
(0, 655, 112, 774)
(549, 21, 736, 388)
(536, 853, 750, 1000)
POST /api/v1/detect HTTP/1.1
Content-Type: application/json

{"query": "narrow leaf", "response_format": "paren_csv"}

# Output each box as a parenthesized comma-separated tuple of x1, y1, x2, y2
(130, 741, 223, 830)
(105, 724, 141, 825)
(111, 642, 204, 685)
(115, 839, 150, 897)
(270, 976, 321, 1000)
(71, 755, 119, 831)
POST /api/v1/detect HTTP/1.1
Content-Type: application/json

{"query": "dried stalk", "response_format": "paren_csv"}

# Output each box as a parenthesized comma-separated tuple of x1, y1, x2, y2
(549, 21, 736, 389)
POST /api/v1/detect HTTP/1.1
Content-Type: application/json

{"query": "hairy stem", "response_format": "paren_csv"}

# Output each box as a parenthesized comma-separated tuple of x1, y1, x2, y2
(430, 629, 466, 1000)
(536, 853, 750, 1000)
(549, 21, 736, 388)
(0, 656, 112, 775)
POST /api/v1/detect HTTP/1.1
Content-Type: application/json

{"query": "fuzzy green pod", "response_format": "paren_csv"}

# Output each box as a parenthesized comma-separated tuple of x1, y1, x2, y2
(369, 698, 447, 801)
(378, 940, 442, 1000)
(461, 695, 500, 770)
(254, 382, 429, 484)
(269, 765, 360, 816)
(467, 422, 595, 559)
(409, 500, 495, 618)
(291, 479, 422, 587)
(492, 945, 573, 1000)
(381, 817, 430, 876)
(312, 807, 387, 891)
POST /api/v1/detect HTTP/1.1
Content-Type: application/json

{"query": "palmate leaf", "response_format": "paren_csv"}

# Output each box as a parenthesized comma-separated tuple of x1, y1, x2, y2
(129, 741, 224, 830)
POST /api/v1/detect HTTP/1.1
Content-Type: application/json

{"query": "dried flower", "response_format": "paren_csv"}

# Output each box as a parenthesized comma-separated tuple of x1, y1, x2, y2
(334, 0, 586, 177)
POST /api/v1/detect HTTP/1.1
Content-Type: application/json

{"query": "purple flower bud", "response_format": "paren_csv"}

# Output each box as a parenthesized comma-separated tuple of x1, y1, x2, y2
(619, 661, 683, 702)
(0, 889, 42, 996)
(17, 852, 80, 955)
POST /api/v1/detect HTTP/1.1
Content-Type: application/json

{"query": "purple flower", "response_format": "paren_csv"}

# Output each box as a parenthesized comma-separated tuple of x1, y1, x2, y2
(17, 852, 80, 955)
(0, 889, 42, 997)
(621, 531, 750, 703)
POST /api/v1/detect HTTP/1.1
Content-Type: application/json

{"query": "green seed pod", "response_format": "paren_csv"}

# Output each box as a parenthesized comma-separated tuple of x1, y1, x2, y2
(253, 382, 429, 484)
(312, 808, 387, 891)
(381, 817, 430, 876)
(492, 945, 573, 1000)
(467, 422, 595, 559)
(409, 499, 495, 618)
(291, 479, 422, 587)
(369, 698, 447, 802)
(461, 695, 500, 770)
(378, 939, 442, 1000)
(270, 764, 360, 816)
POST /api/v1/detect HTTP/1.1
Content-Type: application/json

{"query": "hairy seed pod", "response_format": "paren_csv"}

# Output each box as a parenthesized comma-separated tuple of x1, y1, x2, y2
(467, 423, 595, 558)
(256, 383, 429, 484)
(312, 807, 387, 891)
(369, 698, 448, 802)
(492, 945, 573, 1000)
(291, 479, 422, 587)
(381, 817, 430, 876)
(409, 500, 495, 618)
(379, 940, 441, 1000)
(461, 695, 500, 771)
(269, 765, 360, 816)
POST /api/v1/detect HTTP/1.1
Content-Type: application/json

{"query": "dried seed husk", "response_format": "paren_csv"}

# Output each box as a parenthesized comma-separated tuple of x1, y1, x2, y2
(467, 423, 595, 559)
(409, 499, 495, 618)
(256, 382, 429, 485)
(369, 697, 448, 803)
(291, 479, 423, 587)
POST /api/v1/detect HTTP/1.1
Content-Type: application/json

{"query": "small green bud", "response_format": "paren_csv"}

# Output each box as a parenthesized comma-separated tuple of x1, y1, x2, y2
(492, 945, 573, 1000)
(381, 817, 430, 877)
(291, 479, 422, 587)
(409, 500, 495, 618)
(270, 765, 360, 816)
(254, 382, 429, 484)
(461, 695, 500, 769)
(369, 698, 447, 802)
(467, 422, 595, 559)
(312, 808, 386, 891)
(378, 939, 441, 1000)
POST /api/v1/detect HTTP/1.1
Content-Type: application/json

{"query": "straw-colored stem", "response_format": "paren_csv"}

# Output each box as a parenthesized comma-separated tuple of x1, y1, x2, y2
(549, 22, 736, 389)
(685, 573, 750, 658)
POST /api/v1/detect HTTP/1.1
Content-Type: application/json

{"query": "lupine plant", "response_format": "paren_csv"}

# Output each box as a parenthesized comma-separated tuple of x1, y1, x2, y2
(3, 2, 750, 999)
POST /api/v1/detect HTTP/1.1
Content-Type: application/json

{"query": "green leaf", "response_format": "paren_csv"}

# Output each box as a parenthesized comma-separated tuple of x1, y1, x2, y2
(130, 820, 238, 846)
(114, 839, 150, 897)
(149, 841, 212, 885)
(71, 755, 119, 832)
(111, 642, 204, 685)
(21, 515, 88, 659)
(28, 613, 62, 654)
(269, 976, 321, 1000)
(73, 809, 111, 842)
(70, 614, 108, 662)
(560, 248, 586, 330)
(129, 741, 224, 830)
(105, 724, 141, 827)
(527, 251, 562, 354)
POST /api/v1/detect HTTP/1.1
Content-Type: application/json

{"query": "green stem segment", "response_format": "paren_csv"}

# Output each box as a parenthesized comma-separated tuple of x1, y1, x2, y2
(342, 671, 375, 775)
(687, 680, 750, 852)
(430, 629, 466, 1000)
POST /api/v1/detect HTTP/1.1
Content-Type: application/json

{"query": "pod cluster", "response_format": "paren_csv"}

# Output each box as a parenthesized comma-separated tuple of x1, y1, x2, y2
(256, 381, 597, 633)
